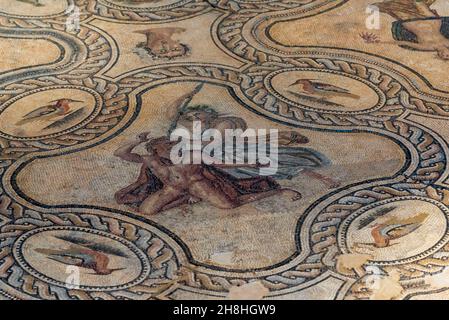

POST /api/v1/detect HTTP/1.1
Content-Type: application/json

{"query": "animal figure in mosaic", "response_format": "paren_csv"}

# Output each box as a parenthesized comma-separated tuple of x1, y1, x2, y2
(135, 27, 190, 60)
(374, 0, 449, 59)
(16, 98, 85, 131)
(114, 85, 339, 215)
(355, 206, 430, 249)
(288, 78, 360, 106)
(35, 235, 128, 275)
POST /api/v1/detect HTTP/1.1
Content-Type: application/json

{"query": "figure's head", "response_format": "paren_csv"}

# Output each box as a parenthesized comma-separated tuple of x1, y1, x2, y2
(179, 105, 218, 122)
(152, 43, 190, 60)
(437, 46, 449, 60)
(136, 27, 190, 60)
(289, 131, 309, 144)
(146, 137, 173, 157)
(170, 105, 218, 134)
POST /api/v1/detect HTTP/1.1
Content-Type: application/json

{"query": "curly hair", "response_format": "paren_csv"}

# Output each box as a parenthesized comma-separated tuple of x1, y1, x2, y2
(178, 104, 219, 117)
(168, 104, 219, 134)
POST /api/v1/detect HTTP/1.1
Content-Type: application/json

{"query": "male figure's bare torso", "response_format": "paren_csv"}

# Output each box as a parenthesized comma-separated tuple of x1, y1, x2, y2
(116, 134, 301, 215)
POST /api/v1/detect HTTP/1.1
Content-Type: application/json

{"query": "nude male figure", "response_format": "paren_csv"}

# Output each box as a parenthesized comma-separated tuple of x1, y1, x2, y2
(114, 133, 301, 215)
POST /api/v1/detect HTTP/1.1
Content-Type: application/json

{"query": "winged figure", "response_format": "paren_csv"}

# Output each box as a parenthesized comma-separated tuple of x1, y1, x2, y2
(114, 84, 339, 215)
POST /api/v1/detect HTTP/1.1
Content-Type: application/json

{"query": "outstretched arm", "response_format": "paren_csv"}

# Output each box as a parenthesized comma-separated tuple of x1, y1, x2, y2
(114, 132, 149, 163)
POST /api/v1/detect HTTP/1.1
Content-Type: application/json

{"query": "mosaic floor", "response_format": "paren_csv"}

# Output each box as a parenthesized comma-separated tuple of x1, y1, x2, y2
(0, 0, 449, 300)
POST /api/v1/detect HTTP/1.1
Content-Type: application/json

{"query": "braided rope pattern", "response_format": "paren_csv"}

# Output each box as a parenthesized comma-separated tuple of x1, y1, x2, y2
(0, 78, 129, 158)
(170, 119, 448, 292)
(79, 0, 210, 22)
(242, 60, 449, 122)
(0, 195, 179, 300)
(0, 0, 447, 299)
(217, 2, 449, 118)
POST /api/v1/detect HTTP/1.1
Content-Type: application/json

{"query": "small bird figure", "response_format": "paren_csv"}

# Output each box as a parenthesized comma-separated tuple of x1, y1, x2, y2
(17, 99, 85, 131)
(356, 207, 429, 249)
(370, 212, 429, 248)
(35, 235, 128, 275)
(17, 99, 83, 125)
(289, 79, 360, 100)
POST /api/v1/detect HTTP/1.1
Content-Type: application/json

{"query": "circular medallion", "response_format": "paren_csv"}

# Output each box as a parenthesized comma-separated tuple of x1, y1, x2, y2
(13, 226, 151, 291)
(0, 86, 102, 140)
(338, 198, 449, 265)
(0, 0, 70, 18)
(264, 69, 386, 114)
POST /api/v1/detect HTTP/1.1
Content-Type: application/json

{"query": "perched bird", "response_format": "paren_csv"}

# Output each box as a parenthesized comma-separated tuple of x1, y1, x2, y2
(35, 235, 128, 275)
(356, 207, 429, 249)
(289, 79, 360, 100)
(17, 99, 85, 131)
